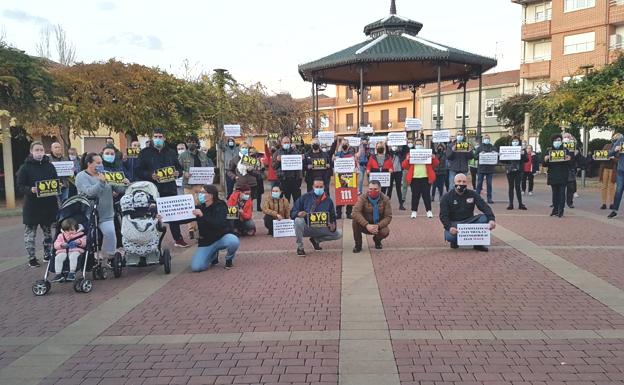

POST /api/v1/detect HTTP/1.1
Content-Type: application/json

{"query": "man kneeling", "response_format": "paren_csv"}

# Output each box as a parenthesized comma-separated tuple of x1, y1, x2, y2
(291, 178, 342, 256)
(439, 173, 496, 252)
(352, 180, 392, 253)
(227, 184, 256, 236)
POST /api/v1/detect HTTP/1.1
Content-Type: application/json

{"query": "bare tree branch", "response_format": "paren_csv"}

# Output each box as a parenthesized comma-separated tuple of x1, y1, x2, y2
(54, 24, 76, 66)
(35, 25, 52, 59)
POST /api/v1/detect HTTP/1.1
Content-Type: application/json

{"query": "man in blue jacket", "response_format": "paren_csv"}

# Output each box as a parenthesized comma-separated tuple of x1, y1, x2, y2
(291, 178, 342, 256)
(607, 133, 624, 218)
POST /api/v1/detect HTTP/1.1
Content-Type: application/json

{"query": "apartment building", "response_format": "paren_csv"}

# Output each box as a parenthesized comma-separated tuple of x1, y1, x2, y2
(514, 0, 624, 93)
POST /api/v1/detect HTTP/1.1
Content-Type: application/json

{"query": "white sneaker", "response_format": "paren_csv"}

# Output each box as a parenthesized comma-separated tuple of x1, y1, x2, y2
(410, 211, 417, 219)
(426, 211, 433, 218)
(522, 191, 525, 195)
(574, 192, 579, 198)
(529, 191, 533, 196)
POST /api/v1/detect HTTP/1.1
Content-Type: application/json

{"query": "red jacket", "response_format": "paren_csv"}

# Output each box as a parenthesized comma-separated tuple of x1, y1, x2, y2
(264, 144, 278, 182)
(402, 154, 439, 184)
(227, 191, 254, 221)
(366, 155, 394, 173)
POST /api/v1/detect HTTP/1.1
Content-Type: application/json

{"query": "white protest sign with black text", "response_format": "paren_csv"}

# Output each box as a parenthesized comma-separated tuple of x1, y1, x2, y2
(224, 124, 241, 137)
(409, 149, 432, 164)
(280, 155, 303, 171)
(156, 195, 195, 223)
(405, 118, 423, 132)
(273, 220, 296, 238)
(369, 172, 391, 187)
(334, 158, 356, 174)
(188, 167, 215, 185)
(346, 137, 361, 148)
(432, 130, 451, 143)
(52, 161, 75, 177)
(499, 146, 521, 161)
(457, 223, 491, 246)
(318, 131, 335, 146)
(478, 152, 499, 165)
(359, 126, 374, 134)
(387, 132, 407, 146)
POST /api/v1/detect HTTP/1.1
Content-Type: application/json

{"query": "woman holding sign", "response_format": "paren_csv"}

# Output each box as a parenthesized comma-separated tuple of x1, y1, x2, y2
(543, 134, 573, 217)
(102, 145, 131, 248)
(17, 142, 60, 267)
(401, 139, 439, 219)
(500, 136, 528, 211)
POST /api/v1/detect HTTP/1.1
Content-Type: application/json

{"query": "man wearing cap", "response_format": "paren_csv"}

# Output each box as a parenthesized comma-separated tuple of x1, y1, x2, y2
(136, 128, 188, 247)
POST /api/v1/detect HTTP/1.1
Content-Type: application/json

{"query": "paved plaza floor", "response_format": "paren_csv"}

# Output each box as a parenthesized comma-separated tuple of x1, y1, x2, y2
(0, 175, 623, 385)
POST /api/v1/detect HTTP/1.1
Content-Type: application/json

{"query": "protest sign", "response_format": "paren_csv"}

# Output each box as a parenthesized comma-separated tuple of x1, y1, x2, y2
(224, 124, 241, 137)
(155, 166, 176, 183)
(334, 158, 355, 173)
(499, 146, 521, 161)
(52, 161, 75, 177)
(273, 220, 296, 238)
(369, 172, 391, 187)
(103, 171, 126, 186)
(432, 130, 450, 143)
(593, 150, 610, 161)
(36, 179, 61, 198)
(311, 158, 327, 170)
(156, 195, 195, 223)
(454, 142, 470, 152)
(227, 206, 239, 219)
(318, 131, 335, 146)
(188, 167, 215, 185)
(175, 177, 183, 187)
(409, 149, 432, 164)
(346, 137, 361, 148)
(564, 142, 576, 151)
(387, 132, 407, 146)
(549, 149, 566, 162)
(335, 172, 358, 206)
(359, 126, 374, 134)
(241, 155, 259, 167)
(291, 135, 304, 145)
(479, 152, 499, 165)
(368, 136, 387, 149)
(267, 133, 280, 141)
(280, 155, 303, 171)
(405, 118, 422, 131)
(457, 223, 491, 246)
(126, 148, 140, 158)
(465, 129, 477, 136)
(309, 212, 329, 228)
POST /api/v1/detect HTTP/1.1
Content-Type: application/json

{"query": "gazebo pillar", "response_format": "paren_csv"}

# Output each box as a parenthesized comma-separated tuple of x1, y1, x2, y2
(477, 70, 483, 142)
(311, 81, 317, 136)
(315, 83, 320, 136)
(461, 78, 467, 131)
(359, 66, 365, 135)
(356, 86, 361, 130)
(435, 65, 442, 130)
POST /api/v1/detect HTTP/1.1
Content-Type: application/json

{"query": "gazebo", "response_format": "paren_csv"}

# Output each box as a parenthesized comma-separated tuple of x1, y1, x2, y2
(298, 0, 497, 139)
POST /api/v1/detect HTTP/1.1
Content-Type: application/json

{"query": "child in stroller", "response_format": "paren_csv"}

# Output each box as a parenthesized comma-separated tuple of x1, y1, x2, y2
(51, 218, 87, 282)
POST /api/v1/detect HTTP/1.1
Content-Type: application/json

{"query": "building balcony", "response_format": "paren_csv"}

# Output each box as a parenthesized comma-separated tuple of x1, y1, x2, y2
(521, 59, 551, 79)
(335, 120, 407, 134)
(521, 19, 551, 41)
(609, 0, 624, 24)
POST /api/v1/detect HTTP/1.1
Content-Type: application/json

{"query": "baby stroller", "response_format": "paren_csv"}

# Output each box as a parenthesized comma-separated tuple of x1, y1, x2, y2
(32, 195, 98, 296)
(116, 181, 171, 276)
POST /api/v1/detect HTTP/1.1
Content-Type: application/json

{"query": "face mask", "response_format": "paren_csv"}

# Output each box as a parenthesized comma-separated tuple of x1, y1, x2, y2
(271, 192, 281, 199)
(377, 148, 384, 154)
(102, 154, 115, 163)
(95, 165, 105, 173)
(69, 155, 77, 160)
(391, 146, 398, 152)
(342, 145, 349, 151)
(312, 144, 320, 150)
(282, 144, 290, 151)
(482, 139, 490, 145)
(177, 150, 185, 155)
(153, 138, 164, 148)
(407, 143, 414, 148)
(32, 153, 44, 161)
(240, 148, 248, 156)
(321, 147, 328, 152)
(511, 141, 519, 146)
(313, 188, 324, 196)
(270, 148, 277, 154)
(415, 145, 424, 150)
(241, 193, 250, 201)
(228, 142, 235, 147)
(188, 144, 197, 152)
(456, 136, 464, 142)
(368, 190, 380, 199)
(553, 141, 562, 149)
(455, 184, 467, 194)
(197, 193, 206, 204)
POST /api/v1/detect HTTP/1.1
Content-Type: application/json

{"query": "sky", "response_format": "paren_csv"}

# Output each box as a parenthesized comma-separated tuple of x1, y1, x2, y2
(1, 0, 521, 98)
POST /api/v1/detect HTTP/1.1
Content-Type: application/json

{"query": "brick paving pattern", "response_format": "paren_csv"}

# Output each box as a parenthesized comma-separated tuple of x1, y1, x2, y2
(553, 248, 624, 291)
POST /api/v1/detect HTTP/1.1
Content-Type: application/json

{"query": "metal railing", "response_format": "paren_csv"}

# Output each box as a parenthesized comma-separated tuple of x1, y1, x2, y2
(521, 56, 551, 64)
(610, 0, 624, 6)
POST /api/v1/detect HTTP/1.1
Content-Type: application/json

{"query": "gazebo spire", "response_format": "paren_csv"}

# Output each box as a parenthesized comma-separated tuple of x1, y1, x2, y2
(390, 0, 397, 15)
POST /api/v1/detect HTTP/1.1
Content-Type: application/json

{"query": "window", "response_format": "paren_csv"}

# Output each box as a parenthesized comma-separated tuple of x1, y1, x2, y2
(346, 87, 353, 101)
(362, 112, 369, 126)
(564, 32, 595, 54)
(485, 98, 501, 118)
(455, 102, 470, 120)
(564, 0, 595, 12)
(346, 113, 354, 128)
(534, 3, 552, 22)
(381, 86, 390, 100)
(381, 109, 390, 128)
(398, 107, 407, 123)
(320, 115, 329, 129)
(563, 74, 585, 82)
(525, 41, 551, 63)
(432, 104, 444, 121)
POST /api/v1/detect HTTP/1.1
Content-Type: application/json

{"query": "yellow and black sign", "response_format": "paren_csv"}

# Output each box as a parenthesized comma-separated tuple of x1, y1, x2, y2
(312, 158, 327, 170)
(309, 212, 329, 228)
(241, 155, 259, 167)
(227, 206, 239, 219)
(335, 172, 357, 188)
(267, 133, 279, 140)
(155, 166, 176, 183)
(563, 142, 576, 151)
(103, 171, 126, 186)
(291, 135, 303, 145)
(549, 149, 566, 163)
(127, 148, 140, 158)
(465, 129, 477, 136)
(593, 150, 610, 161)
(36, 179, 61, 198)
(455, 142, 470, 152)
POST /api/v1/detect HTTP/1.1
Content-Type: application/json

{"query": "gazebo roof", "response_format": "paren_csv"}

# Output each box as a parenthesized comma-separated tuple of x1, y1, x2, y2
(298, 0, 497, 86)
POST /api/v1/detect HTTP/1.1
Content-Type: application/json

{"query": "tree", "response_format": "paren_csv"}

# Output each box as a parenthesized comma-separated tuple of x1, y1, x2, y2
(538, 124, 561, 154)
(497, 94, 534, 136)
(36, 24, 76, 66)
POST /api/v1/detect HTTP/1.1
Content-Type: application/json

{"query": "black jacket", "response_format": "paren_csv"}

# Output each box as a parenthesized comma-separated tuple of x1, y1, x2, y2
(136, 146, 182, 197)
(474, 144, 497, 174)
(304, 151, 331, 181)
(196, 200, 234, 247)
(17, 156, 59, 226)
(272, 147, 303, 180)
(439, 189, 495, 231)
(543, 148, 572, 186)
(501, 148, 528, 174)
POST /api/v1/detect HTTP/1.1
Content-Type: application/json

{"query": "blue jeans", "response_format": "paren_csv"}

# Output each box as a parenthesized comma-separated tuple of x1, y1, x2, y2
(358, 165, 366, 193)
(444, 214, 489, 243)
(613, 170, 624, 211)
(476, 173, 493, 202)
(191, 233, 240, 272)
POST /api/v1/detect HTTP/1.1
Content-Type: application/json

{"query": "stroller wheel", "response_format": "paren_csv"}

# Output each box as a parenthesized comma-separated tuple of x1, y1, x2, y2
(73, 278, 84, 293)
(112, 252, 123, 278)
(32, 280, 50, 296)
(81, 279, 93, 293)
(100, 266, 108, 280)
(163, 249, 172, 274)
(92, 266, 101, 280)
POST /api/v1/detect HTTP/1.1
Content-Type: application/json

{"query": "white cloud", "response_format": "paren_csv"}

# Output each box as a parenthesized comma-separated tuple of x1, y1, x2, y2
(2, 9, 50, 26)
(105, 33, 162, 50)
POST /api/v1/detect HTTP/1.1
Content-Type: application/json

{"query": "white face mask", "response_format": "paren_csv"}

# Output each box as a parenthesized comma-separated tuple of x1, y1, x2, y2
(177, 150, 185, 155)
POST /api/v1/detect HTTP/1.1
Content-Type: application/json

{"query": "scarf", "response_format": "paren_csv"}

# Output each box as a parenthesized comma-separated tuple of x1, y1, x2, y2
(367, 195, 380, 224)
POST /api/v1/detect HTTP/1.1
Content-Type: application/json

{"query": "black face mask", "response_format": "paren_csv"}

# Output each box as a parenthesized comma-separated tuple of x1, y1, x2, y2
(187, 144, 197, 152)
(342, 145, 349, 151)
(270, 148, 277, 154)
(455, 185, 467, 194)
(377, 148, 384, 154)
(312, 144, 320, 150)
